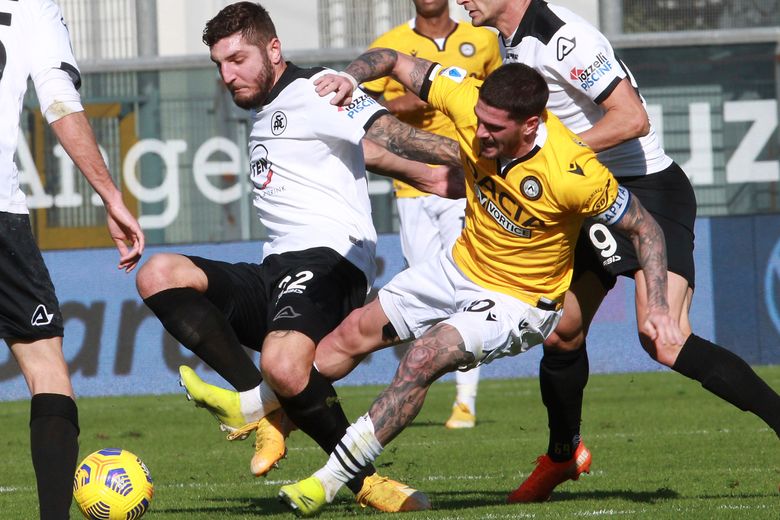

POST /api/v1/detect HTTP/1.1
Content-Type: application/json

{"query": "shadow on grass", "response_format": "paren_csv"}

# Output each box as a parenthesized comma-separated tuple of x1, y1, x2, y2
(427, 487, 681, 510)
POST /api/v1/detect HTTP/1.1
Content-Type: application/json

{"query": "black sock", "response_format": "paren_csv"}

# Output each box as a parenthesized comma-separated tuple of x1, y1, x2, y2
(30, 393, 79, 520)
(277, 368, 374, 494)
(539, 344, 589, 461)
(143, 287, 261, 391)
(672, 334, 780, 437)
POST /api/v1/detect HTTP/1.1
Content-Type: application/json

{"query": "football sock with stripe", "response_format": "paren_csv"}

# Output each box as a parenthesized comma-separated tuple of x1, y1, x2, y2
(143, 287, 261, 391)
(30, 393, 79, 520)
(277, 368, 375, 494)
(539, 343, 589, 462)
(672, 334, 780, 437)
(315, 413, 384, 502)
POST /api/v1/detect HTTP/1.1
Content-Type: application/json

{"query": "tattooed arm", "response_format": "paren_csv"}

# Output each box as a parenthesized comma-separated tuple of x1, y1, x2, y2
(315, 48, 435, 106)
(365, 113, 460, 168)
(610, 193, 684, 346)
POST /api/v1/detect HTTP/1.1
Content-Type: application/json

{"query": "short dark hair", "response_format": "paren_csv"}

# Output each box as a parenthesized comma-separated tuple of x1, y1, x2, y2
(478, 63, 549, 122)
(203, 2, 277, 48)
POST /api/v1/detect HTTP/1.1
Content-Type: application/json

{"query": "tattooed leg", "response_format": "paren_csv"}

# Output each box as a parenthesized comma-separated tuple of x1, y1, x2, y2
(311, 323, 475, 501)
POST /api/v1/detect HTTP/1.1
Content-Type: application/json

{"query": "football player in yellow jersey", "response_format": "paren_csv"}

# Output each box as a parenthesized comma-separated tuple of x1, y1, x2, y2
(277, 55, 683, 516)
(361, 0, 501, 429)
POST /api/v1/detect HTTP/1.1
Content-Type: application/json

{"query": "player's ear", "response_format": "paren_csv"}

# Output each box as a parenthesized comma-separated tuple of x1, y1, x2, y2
(267, 37, 283, 65)
(524, 115, 540, 137)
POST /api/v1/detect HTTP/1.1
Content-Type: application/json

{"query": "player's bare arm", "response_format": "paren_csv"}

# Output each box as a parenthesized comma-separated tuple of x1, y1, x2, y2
(315, 48, 435, 105)
(366, 113, 461, 168)
(578, 79, 650, 152)
(368, 322, 474, 444)
(611, 195, 683, 346)
(50, 112, 145, 272)
(362, 140, 466, 199)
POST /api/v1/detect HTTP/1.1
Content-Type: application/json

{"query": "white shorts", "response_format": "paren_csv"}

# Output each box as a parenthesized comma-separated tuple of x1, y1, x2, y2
(378, 250, 562, 368)
(396, 196, 466, 267)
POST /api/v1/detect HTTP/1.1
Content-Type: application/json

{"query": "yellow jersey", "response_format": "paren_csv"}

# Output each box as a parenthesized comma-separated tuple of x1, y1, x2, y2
(423, 65, 621, 306)
(362, 19, 501, 197)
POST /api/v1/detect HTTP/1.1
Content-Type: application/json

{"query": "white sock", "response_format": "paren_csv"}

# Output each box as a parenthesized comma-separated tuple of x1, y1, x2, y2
(314, 413, 384, 502)
(455, 365, 480, 414)
(238, 380, 280, 422)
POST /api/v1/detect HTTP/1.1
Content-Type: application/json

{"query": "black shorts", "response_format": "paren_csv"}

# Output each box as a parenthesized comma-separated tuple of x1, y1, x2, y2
(574, 162, 697, 289)
(0, 213, 64, 341)
(188, 247, 367, 350)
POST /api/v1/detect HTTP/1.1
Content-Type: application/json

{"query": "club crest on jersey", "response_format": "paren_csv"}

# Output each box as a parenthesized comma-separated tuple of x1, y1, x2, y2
(31, 304, 54, 326)
(271, 111, 287, 135)
(249, 143, 274, 189)
(557, 36, 576, 61)
(520, 176, 542, 200)
(459, 42, 476, 57)
(438, 66, 467, 83)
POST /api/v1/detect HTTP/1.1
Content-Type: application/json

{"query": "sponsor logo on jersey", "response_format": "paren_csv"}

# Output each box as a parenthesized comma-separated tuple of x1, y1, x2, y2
(556, 36, 576, 61)
(31, 304, 54, 326)
(520, 176, 542, 200)
(249, 143, 274, 189)
(460, 42, 476, 57)
(271, 111, 287, 135)
(273, 305, 301, 321)
(567, 162, 585, 176)
(438, 66, 467, 83)
(475, 182, 531, 238)
(569, 52, 612, 91)
(338, 94, 377, 119)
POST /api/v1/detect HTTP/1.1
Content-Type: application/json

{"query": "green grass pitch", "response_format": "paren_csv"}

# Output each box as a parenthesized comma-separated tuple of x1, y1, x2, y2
(1, 366, 778, 519)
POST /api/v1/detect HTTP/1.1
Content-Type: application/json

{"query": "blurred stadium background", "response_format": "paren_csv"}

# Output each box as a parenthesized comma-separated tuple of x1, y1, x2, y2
(2, 0, 779, 399)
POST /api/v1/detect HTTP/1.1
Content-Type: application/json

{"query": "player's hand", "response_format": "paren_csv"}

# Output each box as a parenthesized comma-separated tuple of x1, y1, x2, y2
(314, 72, 356, 106)
(104, 199, 145, 273)
(640, 308, 684, 350)
(415, 164, 466, 199)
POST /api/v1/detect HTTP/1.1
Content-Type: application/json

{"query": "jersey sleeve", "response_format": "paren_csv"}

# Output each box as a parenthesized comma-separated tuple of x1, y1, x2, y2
(421, 64, 480, 128)
(545, 21, 626, 105)
(26, 0, 81, 88)
(560, 153, 621, 219)
(310, 71, 389, 145)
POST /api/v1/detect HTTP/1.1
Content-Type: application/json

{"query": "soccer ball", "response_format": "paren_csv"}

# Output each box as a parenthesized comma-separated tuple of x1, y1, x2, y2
(73, 448, 154, 520)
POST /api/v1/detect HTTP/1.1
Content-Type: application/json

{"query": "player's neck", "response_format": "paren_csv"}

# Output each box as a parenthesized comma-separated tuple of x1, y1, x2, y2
(496, 0, 531, 39)
(414, 12, 456, 39)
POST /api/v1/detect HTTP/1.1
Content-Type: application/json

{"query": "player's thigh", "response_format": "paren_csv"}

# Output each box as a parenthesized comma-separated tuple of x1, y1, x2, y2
(136, 253, 209, 296)
(378, 252, 461, 342)
(0, 213, 64, 342)
(188, 255, 270, 349)
(396, 197, 443, 266)
(446, 286, 561, 367)
(579, 163, 696, 288)
(9, 337, 73, 397)
(264, 247, 368, 345)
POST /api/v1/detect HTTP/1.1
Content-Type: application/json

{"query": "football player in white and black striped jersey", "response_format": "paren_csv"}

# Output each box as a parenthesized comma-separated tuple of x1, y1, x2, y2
(459, 0, 780, 502)
(136, 2, 460, 513)
(0, 1, 144, 517)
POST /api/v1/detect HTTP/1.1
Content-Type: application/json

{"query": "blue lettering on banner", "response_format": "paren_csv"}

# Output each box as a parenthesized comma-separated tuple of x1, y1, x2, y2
(764, 237, 780, 337)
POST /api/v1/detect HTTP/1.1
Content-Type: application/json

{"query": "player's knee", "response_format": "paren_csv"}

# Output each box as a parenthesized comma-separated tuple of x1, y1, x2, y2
(136, 254, 179, 298)
(261, 354, 308, 397)
(543, 329, 584, 352)
(638, 336, 681, 368)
